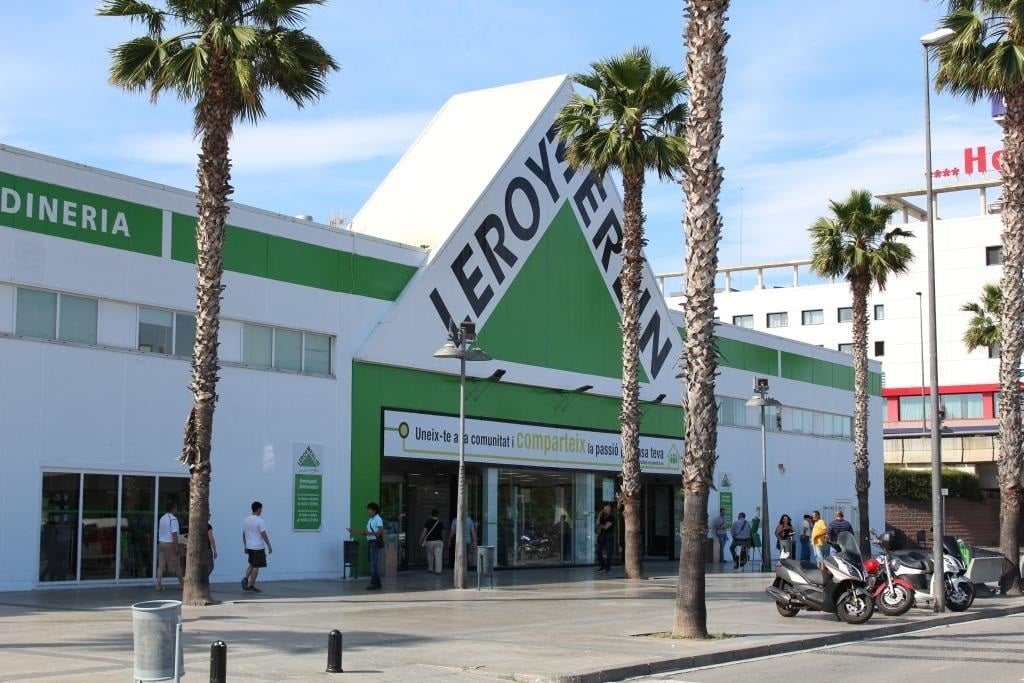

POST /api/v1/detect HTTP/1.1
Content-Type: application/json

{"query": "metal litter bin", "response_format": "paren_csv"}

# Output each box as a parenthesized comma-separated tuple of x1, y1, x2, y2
(131, 599, 184, 681)
(343, 540, 359, 579)
(477, 545, 497, 590)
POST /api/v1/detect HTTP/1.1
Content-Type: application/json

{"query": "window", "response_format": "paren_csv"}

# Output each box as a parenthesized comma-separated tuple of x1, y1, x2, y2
(732, 314, 753, 329)
(139, 307, 196, 357)
(766, 312, 788, 328)
(838, 307, 853, 323)
(988, 343, 1000, 359)
(943, 393, 983, 419)
(986, 245, 1003, 265)
(243, 323, 332, 375)
(874, 304, 885, 320)
(838, 343, 853, 354)
(16, 287, 97, 344)
(874, 341, 885, 357)
(899, 396, 928, 421)
(801, 309, 824, 325)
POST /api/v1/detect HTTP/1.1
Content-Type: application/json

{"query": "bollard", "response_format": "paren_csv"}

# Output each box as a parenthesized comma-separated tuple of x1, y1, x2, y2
(326, 629, 343, 673)
(210, 640, 227, 683)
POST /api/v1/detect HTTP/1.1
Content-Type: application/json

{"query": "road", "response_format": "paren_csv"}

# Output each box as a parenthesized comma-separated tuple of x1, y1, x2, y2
(630, 612, 1024, 683)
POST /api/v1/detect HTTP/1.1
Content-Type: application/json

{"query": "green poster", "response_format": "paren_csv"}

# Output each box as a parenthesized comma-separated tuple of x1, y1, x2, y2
(719, 472, 733, 525)
(293, 443, 323, 531)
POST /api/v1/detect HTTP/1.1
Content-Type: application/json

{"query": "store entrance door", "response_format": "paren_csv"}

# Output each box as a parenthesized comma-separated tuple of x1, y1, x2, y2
(644, 483, 675, 559)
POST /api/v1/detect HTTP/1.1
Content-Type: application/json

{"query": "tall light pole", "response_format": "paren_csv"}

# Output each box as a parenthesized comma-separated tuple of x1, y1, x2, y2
(921, 26, 956, 612)
(916, 291, 926, 435)
(746, 377, 780, 572)
(434, 321, 491, 589)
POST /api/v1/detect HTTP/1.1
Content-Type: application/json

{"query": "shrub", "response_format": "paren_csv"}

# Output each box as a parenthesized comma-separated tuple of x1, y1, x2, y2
(883, 466, 983, 503)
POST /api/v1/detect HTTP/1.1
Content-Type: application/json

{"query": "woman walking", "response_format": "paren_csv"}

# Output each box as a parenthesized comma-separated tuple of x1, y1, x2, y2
(775, 514, 796, 560)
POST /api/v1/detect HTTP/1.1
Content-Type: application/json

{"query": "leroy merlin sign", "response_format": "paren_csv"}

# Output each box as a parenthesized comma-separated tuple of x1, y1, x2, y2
(383, 409, 681, 472)
(293, 443, 323, 531)
(0, 171, 162, 255)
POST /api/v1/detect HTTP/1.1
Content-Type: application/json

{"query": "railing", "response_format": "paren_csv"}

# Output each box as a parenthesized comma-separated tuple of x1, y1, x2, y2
(655, 258, 817, 294)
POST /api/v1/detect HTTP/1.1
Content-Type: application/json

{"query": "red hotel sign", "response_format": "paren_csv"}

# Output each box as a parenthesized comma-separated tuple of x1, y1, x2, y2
(933, 146, 1003, 179)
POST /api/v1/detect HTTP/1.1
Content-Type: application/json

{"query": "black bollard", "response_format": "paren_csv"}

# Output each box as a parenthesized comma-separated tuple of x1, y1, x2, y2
(210, 640, 227, 683)
(326, 630, 343, 673)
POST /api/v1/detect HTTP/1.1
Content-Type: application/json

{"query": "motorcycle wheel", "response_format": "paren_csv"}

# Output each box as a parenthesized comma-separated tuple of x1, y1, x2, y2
(536, 544, 552, 559)
(947, 580, 975, 612)
(837, 590, 874, 624)
(876, 584, 913, 617)
(776, 602, 800, 618)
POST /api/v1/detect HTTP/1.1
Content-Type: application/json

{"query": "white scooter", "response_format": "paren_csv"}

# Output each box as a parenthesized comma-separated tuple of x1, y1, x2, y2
(891, 536, 975, 612)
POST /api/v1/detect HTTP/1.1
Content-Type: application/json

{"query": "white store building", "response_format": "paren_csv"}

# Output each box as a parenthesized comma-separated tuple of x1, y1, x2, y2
(662, 175, 1006, 488)
(0, 76, 881, 592)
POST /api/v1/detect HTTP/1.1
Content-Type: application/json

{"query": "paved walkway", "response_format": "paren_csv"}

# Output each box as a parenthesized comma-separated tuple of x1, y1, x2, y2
(0, 562, 1021, 682)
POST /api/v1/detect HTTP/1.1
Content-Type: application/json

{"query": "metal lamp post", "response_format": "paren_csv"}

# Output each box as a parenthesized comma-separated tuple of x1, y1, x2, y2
(921, 26, 956, 612)
(434, 321, 491, 589)
(916, 291, 927, 435)
(746, 378, 781, 572)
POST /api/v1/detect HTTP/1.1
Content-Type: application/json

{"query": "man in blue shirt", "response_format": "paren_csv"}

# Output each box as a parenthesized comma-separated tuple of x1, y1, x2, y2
(347, 502, 384, 590)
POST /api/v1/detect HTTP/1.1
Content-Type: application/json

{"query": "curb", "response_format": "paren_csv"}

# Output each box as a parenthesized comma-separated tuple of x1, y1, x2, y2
(532, 602, 1024, 683)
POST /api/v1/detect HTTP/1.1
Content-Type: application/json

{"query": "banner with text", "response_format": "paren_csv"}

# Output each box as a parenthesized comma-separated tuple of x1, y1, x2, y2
(383, 409, 681, 473)
(292, 443, 323, 531)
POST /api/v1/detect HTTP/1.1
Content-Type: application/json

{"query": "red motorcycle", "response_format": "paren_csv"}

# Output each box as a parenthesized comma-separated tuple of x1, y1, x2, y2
(865, 530, 915, 617)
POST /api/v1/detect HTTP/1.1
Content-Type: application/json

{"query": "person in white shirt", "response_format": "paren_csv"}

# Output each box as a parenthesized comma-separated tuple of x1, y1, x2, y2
(242, 501, 272, 592)
(155, 501, 183, 590)
(347, 502, 384, 590)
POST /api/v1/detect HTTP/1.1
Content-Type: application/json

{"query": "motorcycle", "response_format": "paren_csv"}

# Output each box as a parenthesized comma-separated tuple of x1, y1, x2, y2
(517, 530, 552, 559)
(891, 536, 975, 612)
(864, 530, 915, 617)
(766, 529, 874, 624)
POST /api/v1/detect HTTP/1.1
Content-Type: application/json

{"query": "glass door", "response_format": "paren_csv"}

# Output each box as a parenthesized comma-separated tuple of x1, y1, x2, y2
(120, 475, 156, 580)
(39, 472, 80, 583)
(80, 474, 119, 581)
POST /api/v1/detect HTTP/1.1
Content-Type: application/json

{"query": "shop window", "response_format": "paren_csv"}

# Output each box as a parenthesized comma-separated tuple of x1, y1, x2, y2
(243, 323, 332, 375)
(986, 245, 1003, 265)
(274, 328, 303, 371)
(838, 307, 853, 323)
(766, 312, 788, 328)
(873, 304, 885, 321)
(838, 343, 853, 354)
(140, 307, 196, 357)
(243, 323, 274, 367)
(304, 332, 332, 375)
(801, 309, 823, 325)
(173, 313, 196, 358)
(16, 287, 97, 344)
(732, 314, 753, 328)
(874, 341, 885, 357)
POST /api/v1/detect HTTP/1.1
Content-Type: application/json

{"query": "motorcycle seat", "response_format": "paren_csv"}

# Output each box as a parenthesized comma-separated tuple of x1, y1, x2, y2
(780, 558, 825, 585)
(894, 551, 931, 571)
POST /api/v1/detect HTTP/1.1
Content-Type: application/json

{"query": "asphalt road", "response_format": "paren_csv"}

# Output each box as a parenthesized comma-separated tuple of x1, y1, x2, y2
(631, 612, 1024, 683)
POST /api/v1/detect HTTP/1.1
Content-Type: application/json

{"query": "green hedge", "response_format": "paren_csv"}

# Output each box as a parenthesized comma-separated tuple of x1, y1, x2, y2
(884, 466, 984, 503)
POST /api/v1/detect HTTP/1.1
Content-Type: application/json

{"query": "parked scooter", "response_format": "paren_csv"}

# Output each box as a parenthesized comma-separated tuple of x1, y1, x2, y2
(891, 537, 975, 612)
(766, 530, 874, 624)
(864, 530, 915, 617)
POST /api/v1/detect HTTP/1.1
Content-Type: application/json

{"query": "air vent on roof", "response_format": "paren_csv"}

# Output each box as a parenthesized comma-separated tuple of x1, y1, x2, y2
(294, 214, 314, 222)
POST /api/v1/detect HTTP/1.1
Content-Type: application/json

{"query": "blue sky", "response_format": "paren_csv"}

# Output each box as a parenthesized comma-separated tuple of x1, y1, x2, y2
(0, 1, 1003, 278)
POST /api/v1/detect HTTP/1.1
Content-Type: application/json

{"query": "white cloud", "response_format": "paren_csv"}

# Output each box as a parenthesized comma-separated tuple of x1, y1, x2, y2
(113, 111, 434, 170)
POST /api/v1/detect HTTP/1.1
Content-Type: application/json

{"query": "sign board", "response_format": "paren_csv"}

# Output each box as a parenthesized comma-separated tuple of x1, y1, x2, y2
(941, 488, 949, 497)
(382, 409, 681, 473)
(719, 471, 733, 525)
(292, 443, 323, 531)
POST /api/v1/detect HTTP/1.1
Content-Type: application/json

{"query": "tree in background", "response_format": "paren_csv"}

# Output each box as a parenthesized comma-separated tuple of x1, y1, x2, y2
(555, 46, 687, 580)
(674, 0, 729, 639)
(935, 1, 1024, 586)
(961, 283, 1002, 352)
(101, 0, 338, 605)
(810, 189, 913, 557)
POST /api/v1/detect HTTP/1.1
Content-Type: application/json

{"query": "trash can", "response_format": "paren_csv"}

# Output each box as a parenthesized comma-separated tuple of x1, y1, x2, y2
(343, 540, 359, 579)
(131, 600, 184, 681)
(703, 537, 714, 565)
(477, 545, 497, 590)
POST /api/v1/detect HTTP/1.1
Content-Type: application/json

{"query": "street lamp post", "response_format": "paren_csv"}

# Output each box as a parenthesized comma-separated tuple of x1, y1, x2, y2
(921, 26, 956, 612)
(434, 321, 491, 590)
(746, 378, 781, 572)
(916, 291, 927, 435)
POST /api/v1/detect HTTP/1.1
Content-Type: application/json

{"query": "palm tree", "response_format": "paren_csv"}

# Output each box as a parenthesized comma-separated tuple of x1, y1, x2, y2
(555, 47, 687, 580)
(810, 189, 913, 557)
(100, 0, 338, 605)
(673, 0, 729, 639)
(961, 283, 1002, 352)
(935, 2, 1024, 586)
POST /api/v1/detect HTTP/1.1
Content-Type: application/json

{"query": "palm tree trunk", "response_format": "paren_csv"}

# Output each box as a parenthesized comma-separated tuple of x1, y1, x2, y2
(674, 0, 729, 639)
(181, 50, 234, 607)
(850, 276, 871, 558)
(620, 171, 645, 580)
(997, 88, 1024, 590)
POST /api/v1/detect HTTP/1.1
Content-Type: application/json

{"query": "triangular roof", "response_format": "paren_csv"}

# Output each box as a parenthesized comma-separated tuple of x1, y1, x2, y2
(355, 77, 681, 396)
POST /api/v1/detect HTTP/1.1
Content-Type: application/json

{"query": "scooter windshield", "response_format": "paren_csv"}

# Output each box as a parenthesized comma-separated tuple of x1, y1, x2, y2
(835, 530, 862, 565)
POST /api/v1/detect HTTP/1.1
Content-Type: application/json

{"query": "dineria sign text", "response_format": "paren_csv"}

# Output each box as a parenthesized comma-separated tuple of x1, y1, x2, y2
(382, 409, 681, 473)
(0, 170, 162, 256)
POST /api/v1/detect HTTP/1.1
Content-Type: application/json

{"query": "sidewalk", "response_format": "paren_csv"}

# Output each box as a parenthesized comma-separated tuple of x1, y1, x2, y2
(0, 562, 1020, 683)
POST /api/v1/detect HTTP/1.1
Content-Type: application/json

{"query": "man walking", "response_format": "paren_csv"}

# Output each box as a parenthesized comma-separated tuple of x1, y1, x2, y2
(730, 512, 752, 569)
(450, 513, 478, 568)
(799, 513, 812, 563)
(242, 501, 272, 592)
(710, 508, 728, 563)
(811, 509, 828, 568)
(155, 501, 183, 590)
(827, 509, 854, 543)
(348, 502, 384, 590)
(596, 504, 615, 573)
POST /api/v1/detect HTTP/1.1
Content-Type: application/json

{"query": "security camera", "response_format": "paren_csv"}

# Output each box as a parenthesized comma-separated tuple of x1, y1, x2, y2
(754, 377, 770, 393)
